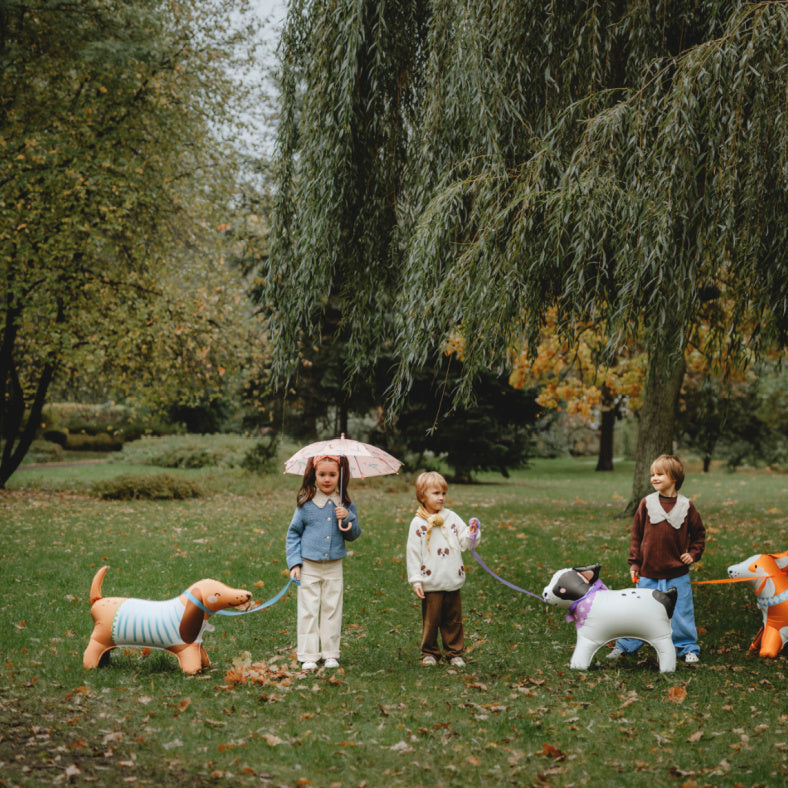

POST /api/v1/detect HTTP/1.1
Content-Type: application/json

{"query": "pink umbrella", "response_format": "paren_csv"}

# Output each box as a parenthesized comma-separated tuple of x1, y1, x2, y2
(284, 434, 403, 530)
(284, 433, 403, 479)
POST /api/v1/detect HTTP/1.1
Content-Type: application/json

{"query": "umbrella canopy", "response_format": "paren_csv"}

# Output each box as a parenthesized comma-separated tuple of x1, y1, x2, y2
(284, 434, 402, 479)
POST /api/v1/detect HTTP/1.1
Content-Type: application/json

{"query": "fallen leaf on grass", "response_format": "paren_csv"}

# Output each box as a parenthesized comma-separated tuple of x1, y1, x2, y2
(390, 741, 414, 753)
(618, 690, 638, 707)
(262, 733, 283, 746)
(463, 636, 487, 655)
(222, 659, 295, 690)
(709, 758, 732, 776)
(542, 743, 566, 760)
(665, 685, 687, 703)
(687, 730, 704, 742)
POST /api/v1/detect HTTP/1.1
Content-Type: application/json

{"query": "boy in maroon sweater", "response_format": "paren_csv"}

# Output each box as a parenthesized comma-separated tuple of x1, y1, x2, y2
(609, 454, 706, 664)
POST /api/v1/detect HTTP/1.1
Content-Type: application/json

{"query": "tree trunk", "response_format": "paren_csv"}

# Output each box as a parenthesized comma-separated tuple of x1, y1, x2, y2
(595, 385, 619, 471)
(339, 401, 349, 437)
(625, 349, 686, 515)
(0, 362, 55, 489)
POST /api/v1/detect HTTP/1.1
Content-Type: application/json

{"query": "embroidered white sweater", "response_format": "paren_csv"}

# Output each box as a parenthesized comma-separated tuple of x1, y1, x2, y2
(406, 508, 479, 593)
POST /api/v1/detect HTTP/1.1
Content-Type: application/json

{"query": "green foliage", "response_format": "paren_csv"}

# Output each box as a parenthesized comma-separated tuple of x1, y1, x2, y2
(0, 0, 265, 487)
(382, 362, 541, 482)
(679, 364, 788, 471)
(93, 472, 203, 500)
(115, 434, 262, 470)
(41, 402, 175, 441)
(2, 459, 787, 785)
(239, 432, 280, 474)
(266, 0, 788, 512)
(397, 2, 788, 393)
(22, 439, 65, 464)
(64, 432, 123, 452)
(265, 0, 427, 384)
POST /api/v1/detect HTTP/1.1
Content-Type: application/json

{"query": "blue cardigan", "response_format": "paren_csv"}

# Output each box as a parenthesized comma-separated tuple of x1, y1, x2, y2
(286, 497, 360, 569)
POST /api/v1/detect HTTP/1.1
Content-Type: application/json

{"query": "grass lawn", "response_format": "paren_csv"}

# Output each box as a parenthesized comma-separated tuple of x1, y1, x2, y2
(1, 455, 786, 787)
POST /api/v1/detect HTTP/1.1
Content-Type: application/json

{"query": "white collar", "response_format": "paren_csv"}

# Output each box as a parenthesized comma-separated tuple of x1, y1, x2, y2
(646, 492, 690, 530)
(313, 490, 341, 508)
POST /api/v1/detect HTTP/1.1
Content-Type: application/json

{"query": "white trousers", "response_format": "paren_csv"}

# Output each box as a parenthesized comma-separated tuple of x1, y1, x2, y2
(297, 558, 344, 662)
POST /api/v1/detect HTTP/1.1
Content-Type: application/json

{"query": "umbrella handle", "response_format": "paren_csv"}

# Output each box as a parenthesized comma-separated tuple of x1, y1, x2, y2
(337, 461, 351, 531)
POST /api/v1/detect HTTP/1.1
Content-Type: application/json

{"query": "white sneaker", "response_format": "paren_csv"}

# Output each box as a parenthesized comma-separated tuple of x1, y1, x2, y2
(684, 652, 699, 664)
(324, 658, 340, 669)
(421, 655, 437, 666)
(449, 657, 465, 667)
(606, 647, 624, 660)
(301, 661, 318, 671)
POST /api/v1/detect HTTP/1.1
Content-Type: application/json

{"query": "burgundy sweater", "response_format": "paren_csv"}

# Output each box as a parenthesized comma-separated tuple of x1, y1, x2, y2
(628, 493, 706, 580)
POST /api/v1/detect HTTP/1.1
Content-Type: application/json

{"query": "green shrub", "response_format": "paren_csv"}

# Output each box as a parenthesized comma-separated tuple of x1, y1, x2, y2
(240, 433, 280, 472)
(64, 432, 123, 452)
(92, 473, 203, 500)
(116, 434, 261, 470)
(23, 439, 64, 464)
(41, 402, 176, 442)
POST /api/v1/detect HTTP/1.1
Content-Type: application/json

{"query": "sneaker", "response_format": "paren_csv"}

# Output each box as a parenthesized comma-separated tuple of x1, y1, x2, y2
(301, 661, 318, 671)
(324, 658, 340, 669)
(421, 655, 437, 666)
(449, 657, 466, 667)
(684, 652, 699, 664)
(606, 647, 624, 660)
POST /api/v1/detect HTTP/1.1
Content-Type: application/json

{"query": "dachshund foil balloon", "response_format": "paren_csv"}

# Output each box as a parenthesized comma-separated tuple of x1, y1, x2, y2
(727, 550, 788, 658)
(83, 566, 251, 673)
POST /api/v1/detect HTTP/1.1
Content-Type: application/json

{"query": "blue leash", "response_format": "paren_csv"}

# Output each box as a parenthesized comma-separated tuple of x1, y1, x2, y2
(183, 577, 299, 618)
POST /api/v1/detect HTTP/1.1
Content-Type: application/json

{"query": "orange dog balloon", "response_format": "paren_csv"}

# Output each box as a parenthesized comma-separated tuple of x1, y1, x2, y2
(83, 566, 251, 673)
(727, 550, 788, 658)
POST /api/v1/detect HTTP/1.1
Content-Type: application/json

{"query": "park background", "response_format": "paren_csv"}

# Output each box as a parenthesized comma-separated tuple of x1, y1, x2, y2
(2, 0, 787, 786)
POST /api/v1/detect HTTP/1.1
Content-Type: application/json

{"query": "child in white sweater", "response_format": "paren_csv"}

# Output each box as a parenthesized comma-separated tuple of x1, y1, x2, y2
(406, 471, 480, 666)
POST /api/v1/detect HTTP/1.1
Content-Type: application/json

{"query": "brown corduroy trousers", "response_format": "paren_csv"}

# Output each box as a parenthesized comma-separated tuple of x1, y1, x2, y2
(420, 589, 464, 660)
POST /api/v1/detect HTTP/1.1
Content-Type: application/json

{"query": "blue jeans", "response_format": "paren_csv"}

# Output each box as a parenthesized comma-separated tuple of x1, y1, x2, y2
(615, 573, 699, 657)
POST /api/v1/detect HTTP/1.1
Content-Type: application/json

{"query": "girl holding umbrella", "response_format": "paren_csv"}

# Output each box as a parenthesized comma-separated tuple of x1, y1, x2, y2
(284, 435, 401, 671)
(285, 454, 361, 671)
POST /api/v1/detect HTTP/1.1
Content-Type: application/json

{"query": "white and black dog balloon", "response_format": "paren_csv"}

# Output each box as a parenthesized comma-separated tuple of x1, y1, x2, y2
(542, 564, 678, 672)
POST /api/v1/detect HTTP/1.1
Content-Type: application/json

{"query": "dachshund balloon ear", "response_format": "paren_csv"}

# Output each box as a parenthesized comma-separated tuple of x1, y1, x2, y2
(180, 588, 206, 644)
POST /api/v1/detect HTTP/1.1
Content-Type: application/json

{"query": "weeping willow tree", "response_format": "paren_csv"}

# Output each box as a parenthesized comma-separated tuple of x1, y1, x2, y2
(266, 0, 428, 385)
(265, 0, 788, 508)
